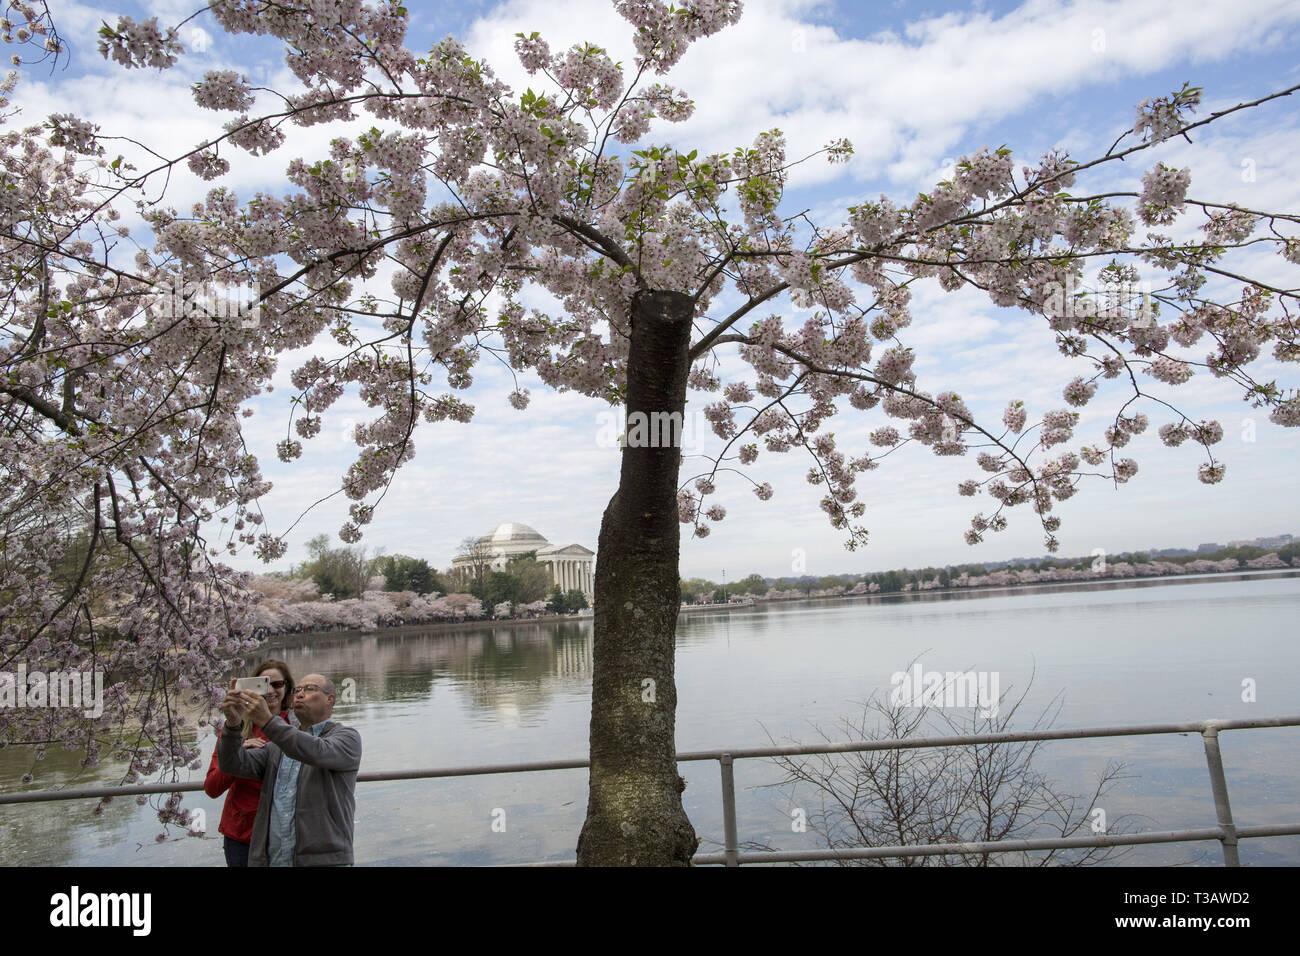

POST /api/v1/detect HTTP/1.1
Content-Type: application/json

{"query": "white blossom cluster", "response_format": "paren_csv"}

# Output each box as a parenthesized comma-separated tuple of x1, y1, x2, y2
(1132, 84, 1201, 143)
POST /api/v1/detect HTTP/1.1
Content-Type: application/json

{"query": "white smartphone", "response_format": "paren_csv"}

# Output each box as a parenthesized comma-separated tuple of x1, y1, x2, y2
(234, 676, 271, 695)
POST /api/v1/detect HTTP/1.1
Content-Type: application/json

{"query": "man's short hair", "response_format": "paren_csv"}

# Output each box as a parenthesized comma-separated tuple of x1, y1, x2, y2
(321, 677, 336, 697)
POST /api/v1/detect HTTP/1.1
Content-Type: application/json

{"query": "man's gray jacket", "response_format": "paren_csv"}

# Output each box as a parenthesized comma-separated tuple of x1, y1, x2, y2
(217, 715, 362, 866)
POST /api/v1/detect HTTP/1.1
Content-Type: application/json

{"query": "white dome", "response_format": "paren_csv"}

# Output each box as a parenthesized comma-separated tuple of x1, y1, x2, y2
(478, 522, 547, 545)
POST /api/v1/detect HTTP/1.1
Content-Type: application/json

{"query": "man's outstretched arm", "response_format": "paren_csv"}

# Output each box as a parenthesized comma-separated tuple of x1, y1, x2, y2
(216, 719, 269, 780)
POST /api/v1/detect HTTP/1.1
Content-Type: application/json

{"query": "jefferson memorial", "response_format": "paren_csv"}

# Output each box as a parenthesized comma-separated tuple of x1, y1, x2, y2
(452, 522, 595, 602)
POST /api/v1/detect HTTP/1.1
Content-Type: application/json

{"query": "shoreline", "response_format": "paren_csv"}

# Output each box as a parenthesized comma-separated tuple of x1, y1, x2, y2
(260, 612, 593, 648)
(754, 566, 1300, 607)
(258, 567, 1300, 646)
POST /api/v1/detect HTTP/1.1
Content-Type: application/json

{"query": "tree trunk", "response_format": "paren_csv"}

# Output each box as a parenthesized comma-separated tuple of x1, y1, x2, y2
(576, 289, 697, 866)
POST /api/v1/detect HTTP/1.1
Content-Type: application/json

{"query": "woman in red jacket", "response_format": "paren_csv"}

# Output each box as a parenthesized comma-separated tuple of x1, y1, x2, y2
(204, 659, 295, 867)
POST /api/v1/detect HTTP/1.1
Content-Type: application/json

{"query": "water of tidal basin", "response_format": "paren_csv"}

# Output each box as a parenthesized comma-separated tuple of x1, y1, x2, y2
(3, 571, 1298, 866)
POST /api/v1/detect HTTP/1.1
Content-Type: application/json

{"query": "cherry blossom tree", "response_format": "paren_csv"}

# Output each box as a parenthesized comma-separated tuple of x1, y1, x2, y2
(1, 0, 1297, 863)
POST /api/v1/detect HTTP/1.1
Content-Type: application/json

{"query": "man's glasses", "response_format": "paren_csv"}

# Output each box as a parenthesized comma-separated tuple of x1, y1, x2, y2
(295, 684, 322, 696)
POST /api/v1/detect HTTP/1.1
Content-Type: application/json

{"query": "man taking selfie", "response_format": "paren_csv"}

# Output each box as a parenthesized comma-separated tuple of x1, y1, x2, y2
(218, 673, 362, 866)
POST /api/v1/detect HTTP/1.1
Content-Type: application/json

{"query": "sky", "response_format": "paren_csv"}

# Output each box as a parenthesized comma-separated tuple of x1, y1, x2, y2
(12, 0, 1300, 580)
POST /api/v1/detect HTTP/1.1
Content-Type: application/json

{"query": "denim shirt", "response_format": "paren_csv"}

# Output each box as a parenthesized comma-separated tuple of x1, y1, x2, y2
(268, 719, 332, 867)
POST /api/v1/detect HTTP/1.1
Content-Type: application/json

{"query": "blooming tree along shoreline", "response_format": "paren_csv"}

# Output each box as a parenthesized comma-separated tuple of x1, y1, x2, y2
(0, 0, 1297, 863)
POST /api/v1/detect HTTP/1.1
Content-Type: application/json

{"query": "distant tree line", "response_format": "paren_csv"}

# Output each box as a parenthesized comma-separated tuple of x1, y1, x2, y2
(677, 540, 1298, 602)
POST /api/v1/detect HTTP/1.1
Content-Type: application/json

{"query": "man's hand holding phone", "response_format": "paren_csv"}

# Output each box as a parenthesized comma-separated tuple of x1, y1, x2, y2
(239, 691, 272, 729)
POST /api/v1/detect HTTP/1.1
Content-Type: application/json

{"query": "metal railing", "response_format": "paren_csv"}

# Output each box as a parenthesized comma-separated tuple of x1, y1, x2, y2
(688, 715, 1300, 866)
(3, 715, 1298, 866)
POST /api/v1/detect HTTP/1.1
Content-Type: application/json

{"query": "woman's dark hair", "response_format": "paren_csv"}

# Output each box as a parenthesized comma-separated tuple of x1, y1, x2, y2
(254, 659, 294, 714)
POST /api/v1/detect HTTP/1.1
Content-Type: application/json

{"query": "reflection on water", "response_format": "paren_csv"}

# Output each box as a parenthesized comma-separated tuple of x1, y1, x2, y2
(268, 621, 594, 720)
(2, 572, 1298, 865)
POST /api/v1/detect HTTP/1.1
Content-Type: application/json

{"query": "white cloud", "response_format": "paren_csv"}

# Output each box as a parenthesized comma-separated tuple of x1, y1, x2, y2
(464, 0, 1300, 189)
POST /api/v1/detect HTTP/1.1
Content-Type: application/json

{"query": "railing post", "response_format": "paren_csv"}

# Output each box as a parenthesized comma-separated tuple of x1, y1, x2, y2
(1200, 724, 1240, 867)
(720, 753, 739, 867)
